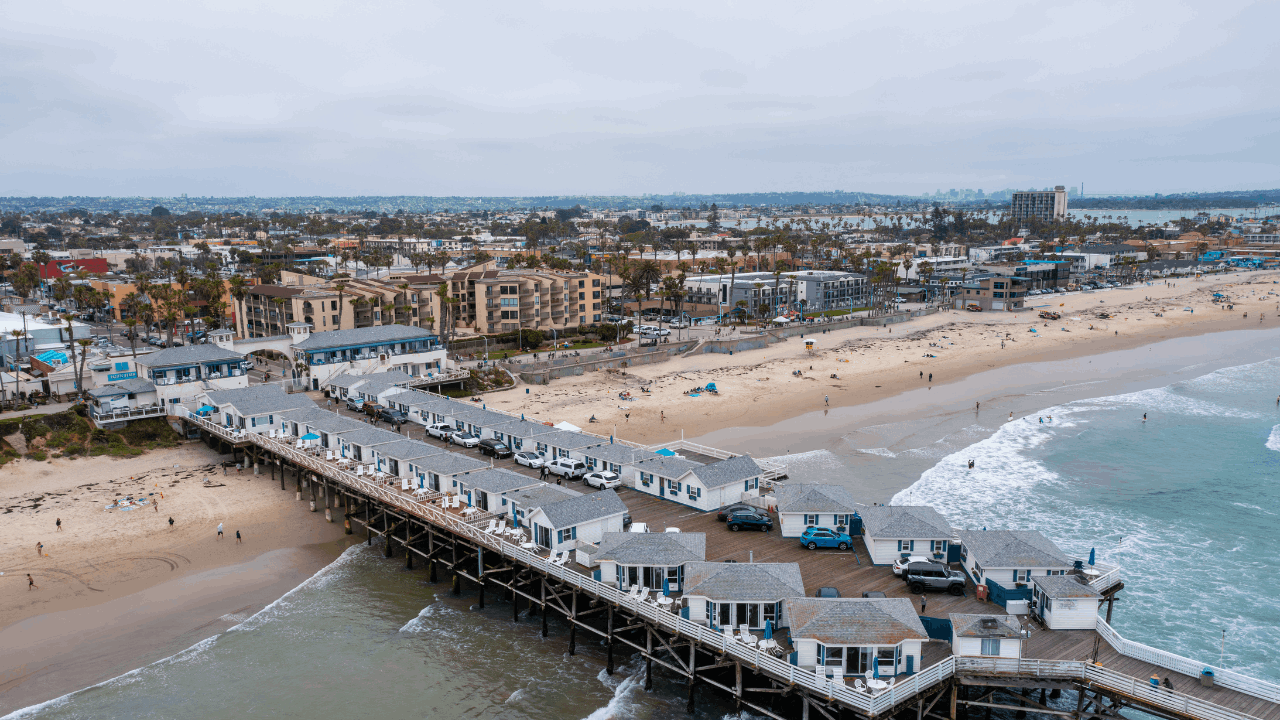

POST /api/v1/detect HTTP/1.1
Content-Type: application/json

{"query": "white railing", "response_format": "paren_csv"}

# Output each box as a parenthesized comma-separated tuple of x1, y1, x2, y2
(1096, 619, 1280, 705)
(92, 404, 168, 422)
(172, 408, 1278, 720)
(1088, 563, 1123, 593)
(643, 439, 788, 482)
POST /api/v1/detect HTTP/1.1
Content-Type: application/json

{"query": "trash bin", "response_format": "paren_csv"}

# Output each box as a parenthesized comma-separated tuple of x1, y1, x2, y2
(1200, 669, 1215, 688)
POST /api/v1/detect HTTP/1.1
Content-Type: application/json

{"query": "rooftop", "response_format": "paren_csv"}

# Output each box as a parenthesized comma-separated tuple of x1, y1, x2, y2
(204, 386, 316, 416)
(775, 483, 863, 514)
(950, 614, 1024, 639)
(860, 506, 953, 540)
(538, 489, 628, 528)
(1032, 574, 1102, 599)
(682, 561, 805, 601)
(455, 467, 542, 494)
(957, 529, 1072, 569)
(137, 344, 245, 368)
(595, 531, 706, 566)
(785, 598, 928, 646)
(294, 325, 438, 351)
(690, 454, 762, 488)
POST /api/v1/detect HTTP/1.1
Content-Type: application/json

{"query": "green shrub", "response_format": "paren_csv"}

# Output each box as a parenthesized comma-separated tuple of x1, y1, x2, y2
(62, 444, 84, 456)
(27, 450, 47, 461)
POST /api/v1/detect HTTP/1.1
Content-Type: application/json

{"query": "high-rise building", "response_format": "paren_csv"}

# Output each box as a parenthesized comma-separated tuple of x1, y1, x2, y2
(1011, 186, 1068, 221)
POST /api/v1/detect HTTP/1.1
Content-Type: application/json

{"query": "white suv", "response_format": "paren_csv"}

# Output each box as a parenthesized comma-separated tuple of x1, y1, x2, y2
(892, 555, 930, 576)
(583, 470, 621, 489)
(547, 458, 587, 479)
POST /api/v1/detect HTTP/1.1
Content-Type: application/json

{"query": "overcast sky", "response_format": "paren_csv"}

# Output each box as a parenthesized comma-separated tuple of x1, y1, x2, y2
(3, 0, 1276, 198)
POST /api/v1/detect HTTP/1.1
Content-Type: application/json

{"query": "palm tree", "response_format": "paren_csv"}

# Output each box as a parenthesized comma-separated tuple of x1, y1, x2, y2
(75, 338, 93, 400)
(271, 297, 288, 333)
(349, 296, 366, 327)
(122, 318, 139, 361)
(333, 281, 348, 329)
(227, 275, 248, 337)
(633, 260, 661, 302)
(61, 314, 80, 396)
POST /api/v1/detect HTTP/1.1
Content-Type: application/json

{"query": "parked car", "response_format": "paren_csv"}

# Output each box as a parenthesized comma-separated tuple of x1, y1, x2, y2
(547, 458, 587, 479)
(629, 522, 650, 533)
(583, 470, 621, 489)
(861, 591, 886, 598)
(726, 510, 773, 533)
(668, 320, 690, 329)
(362, 402, 386, 418)
(716, 503, 758, 521)
(815, 587, 841, 598)
(378, 408, 408, 424)
(477, 438, 513, 458)
(426, 422, 454, 439)
(449, 431, 480, 448)
(892, 555, 931, 577)
(344, 396, 364, 412)
(903, 562, 967, 595)
(513, 451, 546, 468)
(799, 527, 852, 550)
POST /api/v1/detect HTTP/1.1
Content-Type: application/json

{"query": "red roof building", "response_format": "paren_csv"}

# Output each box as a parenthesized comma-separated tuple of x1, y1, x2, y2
(39, 258, 111, 279)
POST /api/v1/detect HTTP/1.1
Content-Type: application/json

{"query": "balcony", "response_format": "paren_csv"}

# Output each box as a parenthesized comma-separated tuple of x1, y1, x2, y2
(90, 404, 168, 423)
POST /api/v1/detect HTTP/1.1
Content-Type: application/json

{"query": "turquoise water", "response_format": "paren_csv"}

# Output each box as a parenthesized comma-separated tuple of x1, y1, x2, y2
(895, 357, 1280, 682)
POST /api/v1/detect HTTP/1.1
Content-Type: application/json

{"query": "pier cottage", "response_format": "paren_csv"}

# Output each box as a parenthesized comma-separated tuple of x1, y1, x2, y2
(332, 426, 404, 462)
(288, 324, 447, 388)
(86, 378, 161, 426)
(368, 439, 445, 482)
(1031, 575, 1102, 630)
(484, 418, 558, 452)
(631, 455, 705, 504)
(453, 467, 542, 514)
(859, 506, 954, 565)
(774, 484, 864, 538)
(785, 598, 927, 679)
(413, 451, 492, 492)
(525, 490, 629, 553)
(595, 531, 706, 594)
(531, 429, 604, 461)
(671, 455, 765, 512)
(447, 405, 515, 439)
(384, 389, 456, 426)
(284, 409, 366, 449)
(682, 561, 804, 631)
(576, 442, 658, 478)
(949, 614, 1024, 658)
(956, 529, 1074, 608)
(134, 344, 250, 406)
(504, 483, 581, 529)
(200, 385, 316, 435)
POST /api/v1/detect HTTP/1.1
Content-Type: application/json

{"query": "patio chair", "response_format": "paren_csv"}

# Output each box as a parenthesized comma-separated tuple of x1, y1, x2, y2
(401, 478, 410, 491)
(637, 586, 651, 603)
(494, 520, 507, 535)
(326, 451, 334, 461)
(885, 677, 896, 689)
(355, 465, 364, 477)
(626, 585, 642, 600)
(854, 678, 868, 692)
(722, 625, 735, 644)
(483, 519, 498, 534)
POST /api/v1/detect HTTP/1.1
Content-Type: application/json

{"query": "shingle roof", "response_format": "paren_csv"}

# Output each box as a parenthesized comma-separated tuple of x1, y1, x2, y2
(449, 405, 516, 427)
(682, 562, 804, 601)
(355, 373, 417, 397)
(786, 598, 927, 645)
(633, 454, 704, 479)
(488, 418, 560, 439)
(415, 452, 491, 476)
(950, 614, 1024, 639)
(1032, 575, 1101, 599)
(860, 506, 953, 540)
(456, 468, 541, 495)
(279, 406, 342, 424)
(87, 378, 156, 398)
(532, 429, 604, 450)
(595, 531, 706, 565)
(299, 413, 368, 434)
(690, 454, 762, 488)
(372, 439, 445, 462)
(538, 489, 628, 528)
(505, 483, 581, 509)
(384, 388, 457, 414)
(578, 442, 658, 466)
(334, 427, 404, 447)
(137, 344, 245, 368)
(325, 373, 367, 389)
(957, 530, 1072, 569)
(294, 325, 437, 351)
(204, 386, 316, 416)
(775, 484, 863, 514)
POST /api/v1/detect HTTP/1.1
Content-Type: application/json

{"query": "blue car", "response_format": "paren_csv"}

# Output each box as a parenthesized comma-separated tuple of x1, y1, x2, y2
(800, 527, 852, 551)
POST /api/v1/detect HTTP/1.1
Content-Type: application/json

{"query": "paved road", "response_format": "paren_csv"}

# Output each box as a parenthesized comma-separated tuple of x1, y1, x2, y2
(0, 401, 77, 418)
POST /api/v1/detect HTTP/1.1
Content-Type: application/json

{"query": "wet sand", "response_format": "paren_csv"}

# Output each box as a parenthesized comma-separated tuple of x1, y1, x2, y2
(0, 445, 353, 714)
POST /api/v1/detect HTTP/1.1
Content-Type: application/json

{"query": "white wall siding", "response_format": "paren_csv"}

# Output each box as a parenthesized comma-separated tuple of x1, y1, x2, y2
(1043, 599, 1100, 630)
(953, 637, 1022, 658)
(795, 639, 818, 667)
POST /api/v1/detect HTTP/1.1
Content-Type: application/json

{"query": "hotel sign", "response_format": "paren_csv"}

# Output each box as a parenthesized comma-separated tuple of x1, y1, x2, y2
(108, 371, 138, 381)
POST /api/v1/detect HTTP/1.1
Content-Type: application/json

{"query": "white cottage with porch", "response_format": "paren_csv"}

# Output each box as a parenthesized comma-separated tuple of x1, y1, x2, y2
(1031, 575, 1102, 630)
(774, 484, 864, 538)
(595, 531, 706, 594)
(949, 614, 1024, 658)
(200, 385, 316, 435)
(525, 490, 628, 553)
(785, 598, 927, 680)
(682, 561, 805, 632)
(859, 505, 955, 565)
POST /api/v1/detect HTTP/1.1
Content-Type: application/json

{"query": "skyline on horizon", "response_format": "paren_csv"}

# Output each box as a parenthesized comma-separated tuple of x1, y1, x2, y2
(3, 1, 1277, 198)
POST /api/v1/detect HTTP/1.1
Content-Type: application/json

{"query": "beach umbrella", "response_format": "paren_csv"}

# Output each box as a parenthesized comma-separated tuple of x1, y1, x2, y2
(197, 405, 217, 413)
(301, 432, 320, 441)
(873, 660, 880, 679)
(1088, 547, 1096, 566)
(764, 620, 773, 640)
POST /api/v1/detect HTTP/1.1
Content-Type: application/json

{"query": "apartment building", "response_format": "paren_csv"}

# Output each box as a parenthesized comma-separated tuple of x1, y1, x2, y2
(468, 270, 608, 334)
(1010, 186, 1069, 222)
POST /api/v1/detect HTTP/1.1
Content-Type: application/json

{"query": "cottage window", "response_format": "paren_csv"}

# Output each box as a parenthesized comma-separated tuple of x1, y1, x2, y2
(877, 647, 896, 671)
(804, 514, 818, 527)
(898, 540, 915, 552)
(980, 639, 1002, 656)
(556, 527, 577, 544)
(932, 540, 946, 555)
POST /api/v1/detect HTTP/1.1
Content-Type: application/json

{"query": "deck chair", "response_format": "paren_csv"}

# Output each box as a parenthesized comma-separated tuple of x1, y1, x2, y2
(722, 625, 735, 644)
(626, 585, 642, 600)
(555, 551, 571, 565)
(885, 677, 896, 689)
(494, 520, 507, 535)
(484, 519, 498, 534)
(355, 465, 365, 477)
(401, 478, 410, 491)
(854, 679, 867, 692)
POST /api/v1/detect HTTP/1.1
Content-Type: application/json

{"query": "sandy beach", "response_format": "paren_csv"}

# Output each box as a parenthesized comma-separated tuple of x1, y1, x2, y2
(0, 444, 353, 713)
(486, 270, 1280, 443)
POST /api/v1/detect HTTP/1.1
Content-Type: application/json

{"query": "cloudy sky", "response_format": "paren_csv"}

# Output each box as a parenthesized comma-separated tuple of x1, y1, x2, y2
(2, 0, 1276, 197)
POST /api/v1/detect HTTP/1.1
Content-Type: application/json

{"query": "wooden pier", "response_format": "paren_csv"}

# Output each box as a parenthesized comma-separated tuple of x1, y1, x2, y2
(178, 410, 1280, 720)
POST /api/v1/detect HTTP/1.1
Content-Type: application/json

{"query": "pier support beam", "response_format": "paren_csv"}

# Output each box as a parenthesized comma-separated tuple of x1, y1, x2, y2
(605, 605, 615, 676)
(567, 590, 577, 656)
(686, 642, 696, 714)
(644, 628, 653, 691)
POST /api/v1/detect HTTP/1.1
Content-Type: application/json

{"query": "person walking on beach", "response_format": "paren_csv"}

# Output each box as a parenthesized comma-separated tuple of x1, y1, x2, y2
(928, 373, 932, 382)
(1009, 411, 1013, 421)
(36, 541, 43, 556)
(169, 516, 175, 528)
(824, 395, 829, 406)
(28, 574, 37, 591)
(976, 401, 980, 411)
(236, 530, 242, 544)
(920, 371, 923, 379)
(153, 501, 158, 513)
(217, 522, 224, 540)
(56, 518, 61, 532)
(660, 410, 665, 423)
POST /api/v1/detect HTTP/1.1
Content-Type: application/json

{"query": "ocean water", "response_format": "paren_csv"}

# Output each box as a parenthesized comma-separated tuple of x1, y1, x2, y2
(5, 544, 758, 720)
(894, 357, 1280, 682)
